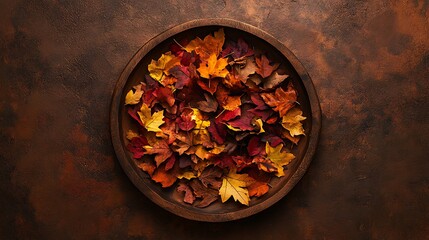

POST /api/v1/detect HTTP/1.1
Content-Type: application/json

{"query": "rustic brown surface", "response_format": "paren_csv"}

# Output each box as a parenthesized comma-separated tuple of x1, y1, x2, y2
(1, 0, 428, 239)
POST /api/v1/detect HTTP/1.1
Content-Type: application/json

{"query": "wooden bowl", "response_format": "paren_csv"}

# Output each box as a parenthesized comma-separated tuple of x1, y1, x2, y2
(110, 18, 321, 222)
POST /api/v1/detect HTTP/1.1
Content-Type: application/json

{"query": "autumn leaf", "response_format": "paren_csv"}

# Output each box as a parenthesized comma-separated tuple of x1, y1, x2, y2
(235, 57, 258, 81)
(143, 138, 173, 167)
(255, 55, 279, 78)
(126, 130, 139, 140)
(137, 160, 156, 177)
(248, 181, 269, 197)
(199, 166, 223, 189)
(185, 28, 225, 60)
(177, 108, 196, 131)
(148, 52, 180, 81)
(196, 78, 220, 94)
(137, 103, 165, 132)
(189, 179, 219, 208)
(227, 105, 255, 131)
(197, 54, 229, 79)
(127, 136, 148, 159)
(215, 108, 241, 123)
(221, 38, 254, 60)
(219, 169, 252, 206)
(169, 65, 191, 89)
(281, 107, 306, 137)
(263, 72, 288, 89)
(207, 119, 227, 145)
(265, 142, 295, 177)
(125, 84, 143, 105)
(196, 93, 218, 113)
(247, 136, 265, 156)
(152, 164, 177, 188)
(177, 182, 196, 204)
(260, 82, 297, 117)
(152, 87, 175, 107)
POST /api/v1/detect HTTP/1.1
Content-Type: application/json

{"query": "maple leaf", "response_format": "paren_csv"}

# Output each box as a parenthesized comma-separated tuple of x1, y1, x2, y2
(156, 118, 177, 144)
(148, 52, 180, 81)
(281, 107, 306, 137)
(197, 54, 229, 79)
(137, 103, 165, 132)
(255, 55, 279, 78)
(223, 70, 244, 89)
(127, 136, 148, 159)
(164, 154, 176, 171)
(260, 82, 297, 117)
(235, 57, 258, 81)
(221, 38, 254, 60)
(137, 160, 156, 177)
(265, 142, 295, 177)
(189, 179, 219, 208)
(125, 84, 143, 105)
(219, 169, 252, 206)
(177, 182, 196, 204)
(199, 166, 223, 189)
(185, 28, 225, 60)
(152, 164, 177, 188)
(143, 138, 173, 166)
(281, 128, 300, 145)
(196, 93, 218, 113)
(177, 108, 196, 131)
(263, 72, 288, 89)
(169, 65, 191, 89)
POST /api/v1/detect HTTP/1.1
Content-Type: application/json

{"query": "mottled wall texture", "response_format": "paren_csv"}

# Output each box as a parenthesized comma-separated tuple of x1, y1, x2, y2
(1, 0, 428, 239)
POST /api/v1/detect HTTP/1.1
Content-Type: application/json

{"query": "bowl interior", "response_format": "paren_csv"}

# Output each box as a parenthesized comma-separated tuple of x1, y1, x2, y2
(112, 21, 319, 221)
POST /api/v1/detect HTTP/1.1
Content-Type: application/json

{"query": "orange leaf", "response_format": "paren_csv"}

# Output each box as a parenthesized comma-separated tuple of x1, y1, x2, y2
(248, 181, 269, 197)
(152, 166, 177, 188)
(260, 82, 297, 117)
(197, 54, 229, 79)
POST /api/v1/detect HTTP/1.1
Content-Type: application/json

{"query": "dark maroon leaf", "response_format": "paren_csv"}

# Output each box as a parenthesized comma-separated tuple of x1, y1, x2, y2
(207, 119, 227, 145)
(247, 136, 265, 156)
(127, 136, 148, 159)
(169, 65, 191, 89)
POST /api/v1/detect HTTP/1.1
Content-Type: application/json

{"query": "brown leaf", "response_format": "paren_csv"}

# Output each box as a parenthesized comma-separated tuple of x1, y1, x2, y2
(196, 93, 218, 113)
(263, 72, 288, 89)
(199, 166, 223, 190)
(177, 182, 196, 204)
(143, 139, 173, 167)
(189, 179, 219, 208)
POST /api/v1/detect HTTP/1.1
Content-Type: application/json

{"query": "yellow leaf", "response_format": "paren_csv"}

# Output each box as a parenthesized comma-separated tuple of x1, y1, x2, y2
(265, 142, 295, 177)
(194, 145, 212, 160)
(126, 130, 139, 140)
(191, 108, 210, 130)
(147, 52, 179, 81)
(281, 107, 306, 137)
(177, 171, 197, 180)
(253, 118, 265, 134)
(219, 169, 252, 206)
(226, 124, 241, 131)
(209, 143, 225, 155)
(138, 103, 165, 132)
(197, 54, 229, 79)
(125, 84, 143, 105)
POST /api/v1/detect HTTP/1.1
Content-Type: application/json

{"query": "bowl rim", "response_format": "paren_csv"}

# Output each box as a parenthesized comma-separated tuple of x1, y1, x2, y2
(110, 18, 321, 222)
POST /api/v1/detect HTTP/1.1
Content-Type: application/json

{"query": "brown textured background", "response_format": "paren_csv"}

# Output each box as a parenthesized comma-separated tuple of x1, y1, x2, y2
(1, 0, 428, 239)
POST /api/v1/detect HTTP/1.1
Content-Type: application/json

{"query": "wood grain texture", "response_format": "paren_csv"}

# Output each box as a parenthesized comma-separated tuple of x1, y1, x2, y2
(1, 0, 428, 239)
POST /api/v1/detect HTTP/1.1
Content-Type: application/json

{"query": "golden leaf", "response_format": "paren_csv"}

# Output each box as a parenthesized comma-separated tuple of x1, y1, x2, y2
(219, 169, 252, 206)
(138, 103, 165, 132)
(125, 84, 143, 105)
(265, 142, 295, 177)
(148, 52, 180, 81)
(281, 107, 306, 137)
(197, 54, 229, 79)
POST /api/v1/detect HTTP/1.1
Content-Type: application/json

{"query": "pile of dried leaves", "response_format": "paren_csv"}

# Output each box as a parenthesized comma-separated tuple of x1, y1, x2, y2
(124, 29, 306, 207)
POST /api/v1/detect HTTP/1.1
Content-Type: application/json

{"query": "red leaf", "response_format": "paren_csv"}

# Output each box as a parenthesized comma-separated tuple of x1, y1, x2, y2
(164, 154, 176, 171)
(177, 108, 196, 131)
(153, 87, 175, 107)
(261, 134, 284, 147)
(232, 155, 252, 171)
(227, 105, 255, 131)
(215, 108, 241, 123)
(126, 136, 148, 159)
(207, 119, 227, 145)
(127, 105, 143, 126)
(221, 38, 254, 59)
(197, 78, 220, 94)
(169, 65, 191, 89)
(213, 155, 235, 169)
(247, 136, 265, 156)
